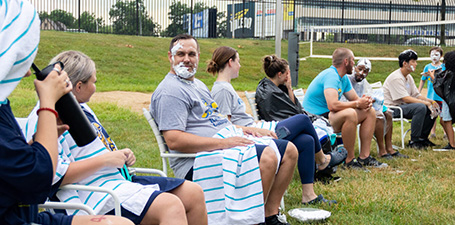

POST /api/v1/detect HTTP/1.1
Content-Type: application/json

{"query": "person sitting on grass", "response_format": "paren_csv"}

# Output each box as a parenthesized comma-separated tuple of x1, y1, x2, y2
(151, 34, 298, 225)
(383, 49, 439, 149)
(341, 58, 408, 159)
(25, 51, 208, 225)
(0, 1, 133, 224)
(418, 47, 445, 139)
(302, 48, 386, 170)
(209, 46, 345, 205)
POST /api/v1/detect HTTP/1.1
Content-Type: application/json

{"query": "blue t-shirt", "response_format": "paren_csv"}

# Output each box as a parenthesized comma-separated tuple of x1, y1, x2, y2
(303, 66, 353, 115)
(422, 63, 445, 101)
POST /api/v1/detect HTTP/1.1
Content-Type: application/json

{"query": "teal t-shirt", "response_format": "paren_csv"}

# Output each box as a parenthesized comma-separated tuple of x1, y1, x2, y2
(422, 63, 445, 101)
(303, 66, 353, 115)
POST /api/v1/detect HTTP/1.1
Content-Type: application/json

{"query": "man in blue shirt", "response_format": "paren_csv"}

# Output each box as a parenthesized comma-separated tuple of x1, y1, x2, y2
(303, 48, 385, 170)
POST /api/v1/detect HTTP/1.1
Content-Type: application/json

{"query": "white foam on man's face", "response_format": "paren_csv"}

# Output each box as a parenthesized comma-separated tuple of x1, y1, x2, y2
(170, 41, 198, 79)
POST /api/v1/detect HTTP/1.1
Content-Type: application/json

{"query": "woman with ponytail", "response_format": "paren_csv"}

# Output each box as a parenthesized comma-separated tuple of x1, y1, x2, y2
(209, 47, 345, 205)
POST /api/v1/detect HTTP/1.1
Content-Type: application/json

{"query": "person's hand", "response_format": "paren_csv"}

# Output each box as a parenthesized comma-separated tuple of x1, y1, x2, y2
(431, 101, 439, 110)
(56, 118, 69, 137)
(357, 95, 372, 110)
(428, 70, 435, 80)
(220, 137, 254, 149)
(103, 148, 136, 168)
(243, 127, 277, 138)
(34, 64, 72, 106)
(285, 70, 293, 89)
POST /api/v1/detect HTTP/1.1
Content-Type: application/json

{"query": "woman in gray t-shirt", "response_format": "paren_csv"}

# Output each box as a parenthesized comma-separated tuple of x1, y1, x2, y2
(208, 46, 346, 205)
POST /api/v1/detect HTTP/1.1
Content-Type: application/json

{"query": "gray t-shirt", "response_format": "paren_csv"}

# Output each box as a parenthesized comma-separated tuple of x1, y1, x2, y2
(150, 73, 231, 178)
(211, 81, 255, 127)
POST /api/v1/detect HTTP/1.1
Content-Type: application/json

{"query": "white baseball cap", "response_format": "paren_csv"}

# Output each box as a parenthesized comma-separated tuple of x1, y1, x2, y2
(357, 58, 371, 72)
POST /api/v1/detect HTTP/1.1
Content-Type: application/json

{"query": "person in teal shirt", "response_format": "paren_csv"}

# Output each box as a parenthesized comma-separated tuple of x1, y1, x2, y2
(303, 48, 385, 170)
(418, 47, 445, 138)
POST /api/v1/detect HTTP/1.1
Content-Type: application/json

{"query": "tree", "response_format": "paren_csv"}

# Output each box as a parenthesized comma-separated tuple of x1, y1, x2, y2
(161, 1, 190, 37)
(78, 12, 103, 33)
(162, 1, 227, 38)
(109, 0, 160, 36)
(49, 9, 75, 28)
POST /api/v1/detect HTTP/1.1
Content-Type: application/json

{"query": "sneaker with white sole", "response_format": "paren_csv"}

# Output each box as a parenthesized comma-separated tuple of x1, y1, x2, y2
(357, 156, 388, 168)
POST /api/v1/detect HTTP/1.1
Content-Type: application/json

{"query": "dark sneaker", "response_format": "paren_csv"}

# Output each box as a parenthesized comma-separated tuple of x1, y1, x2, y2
(408, 140, 427, 150)
(391, 150, 409, 158)
(380, 153, 393, 160)
(442, 143, 455, 150)
(259, 214, 290, 225)
(358, 156, 388, 168)
(302, 194, 337, 206)
(345, 158, 369, 171)
(423, 139, 436, 147)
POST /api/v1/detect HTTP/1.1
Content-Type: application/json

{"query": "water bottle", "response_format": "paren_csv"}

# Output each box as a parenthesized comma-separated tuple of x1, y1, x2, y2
(32, 62, 97, 146)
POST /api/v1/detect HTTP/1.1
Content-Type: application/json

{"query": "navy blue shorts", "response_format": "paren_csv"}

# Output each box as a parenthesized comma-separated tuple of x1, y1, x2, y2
(105, 175, 185, 224)
(36, 211, 73, 225)
(255, 139, 288, 161)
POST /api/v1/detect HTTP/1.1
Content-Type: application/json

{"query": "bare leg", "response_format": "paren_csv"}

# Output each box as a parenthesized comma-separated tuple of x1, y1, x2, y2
(375, 117, 387, 157)
(430, 116, 438, 137)
(259, 147, 278, 205)
(441, 120, 455, 147)
(329, 108, 358, 163)
(72, 215, 134, 225)
(384, 111, 396, 155)
(357, 108, 375, 159)
(315, 150, 331, 170)
(140, 192, 188, 225)
(169, 181, 208, 225)
(301, 183, 318, 203)
(264, 143, 298, 217)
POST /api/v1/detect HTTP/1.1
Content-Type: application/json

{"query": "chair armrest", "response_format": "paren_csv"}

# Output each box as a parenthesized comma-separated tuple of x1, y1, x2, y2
(39, 202, 96, 215)
(129, 167, 167, 177)
(60, 184, 121, 216)
(386, 105, 409, 123)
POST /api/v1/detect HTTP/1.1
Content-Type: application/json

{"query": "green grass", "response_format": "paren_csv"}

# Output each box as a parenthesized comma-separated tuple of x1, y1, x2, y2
(9, 31, 455, 224)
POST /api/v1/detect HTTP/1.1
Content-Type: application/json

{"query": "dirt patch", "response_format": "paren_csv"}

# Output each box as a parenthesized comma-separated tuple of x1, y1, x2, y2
(91, 88, 429, 115)
(90, 91, 253, 115)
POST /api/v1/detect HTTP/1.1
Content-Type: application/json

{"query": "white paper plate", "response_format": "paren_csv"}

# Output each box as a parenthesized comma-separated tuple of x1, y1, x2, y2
(288, 208, 331, 222)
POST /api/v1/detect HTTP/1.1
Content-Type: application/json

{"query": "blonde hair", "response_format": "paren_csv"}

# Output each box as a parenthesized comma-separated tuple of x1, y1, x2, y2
(50, 50, 96, 86)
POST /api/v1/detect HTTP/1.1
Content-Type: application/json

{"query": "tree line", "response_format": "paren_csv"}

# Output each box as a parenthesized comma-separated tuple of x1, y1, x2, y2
(39, 0, 227, 37)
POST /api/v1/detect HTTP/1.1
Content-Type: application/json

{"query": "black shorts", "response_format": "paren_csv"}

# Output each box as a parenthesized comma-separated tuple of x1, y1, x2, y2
(105, 175, 185, 224)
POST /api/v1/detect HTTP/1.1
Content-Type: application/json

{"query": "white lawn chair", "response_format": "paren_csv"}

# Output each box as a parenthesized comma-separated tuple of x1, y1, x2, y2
(244, 91, 259, 121)
(385, 105, 411, 149)
(15, 117, 167, 216)
(143, 108, 286, 211)
(142, 108, 196, 176)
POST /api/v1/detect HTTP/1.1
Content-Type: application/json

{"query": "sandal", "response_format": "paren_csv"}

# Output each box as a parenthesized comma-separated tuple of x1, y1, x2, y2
(302, 194, 337, 205)
(327, 146, 347, 168)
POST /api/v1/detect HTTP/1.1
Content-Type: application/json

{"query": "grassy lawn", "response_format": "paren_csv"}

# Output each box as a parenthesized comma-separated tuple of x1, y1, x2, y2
(9, 31, 455, 224)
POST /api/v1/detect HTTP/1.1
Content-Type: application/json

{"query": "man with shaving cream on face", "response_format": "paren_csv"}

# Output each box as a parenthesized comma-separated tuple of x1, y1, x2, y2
(343, 59, 408, 159)
(383, 50, 439, 149)
(150, 34, 297, 225)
